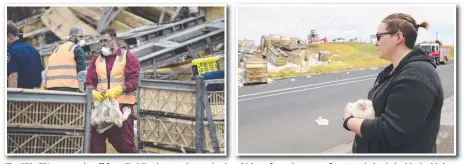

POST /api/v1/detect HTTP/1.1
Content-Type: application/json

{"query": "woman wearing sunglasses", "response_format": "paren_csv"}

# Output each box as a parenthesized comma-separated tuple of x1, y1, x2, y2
(342, 13, 444, 153)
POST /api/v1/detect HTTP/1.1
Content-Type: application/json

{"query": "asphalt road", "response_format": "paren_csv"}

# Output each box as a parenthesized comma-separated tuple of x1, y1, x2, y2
(238, 60, 455, 154)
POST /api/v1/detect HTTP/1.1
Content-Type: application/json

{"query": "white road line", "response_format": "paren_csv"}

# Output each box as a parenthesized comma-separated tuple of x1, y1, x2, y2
(239, 64, 454, 99)
(239, 74, 378, 98)
(438, 64, 454, 68)
(238, 77, 376, 102)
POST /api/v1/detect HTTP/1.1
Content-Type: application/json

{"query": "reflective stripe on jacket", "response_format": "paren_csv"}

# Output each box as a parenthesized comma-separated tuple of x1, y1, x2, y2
(46, 42, 79, 89)
(95, 49, 136, 104)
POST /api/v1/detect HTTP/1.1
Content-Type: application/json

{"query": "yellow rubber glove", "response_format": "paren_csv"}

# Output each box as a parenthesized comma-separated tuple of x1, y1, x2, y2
(104, 86, 124, 100)
(92, 90, 105, 102)
(40, 85, 46, 90)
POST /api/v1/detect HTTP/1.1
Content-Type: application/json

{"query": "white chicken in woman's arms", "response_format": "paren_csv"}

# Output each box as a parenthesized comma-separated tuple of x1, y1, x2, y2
(346, 99, 375, 119)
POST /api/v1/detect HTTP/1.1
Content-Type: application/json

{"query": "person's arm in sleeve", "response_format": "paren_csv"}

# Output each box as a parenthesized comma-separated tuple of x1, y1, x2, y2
(356, 69, 435, 150)
(7, 52, 19, 88)
(74, 47, 86, 72)
(123, 51, 140, 93)
(84, 55, 99, 90)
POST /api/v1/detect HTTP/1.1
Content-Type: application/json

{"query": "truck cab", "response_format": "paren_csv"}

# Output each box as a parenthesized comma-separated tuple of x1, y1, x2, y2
(419, 43, 449, 65)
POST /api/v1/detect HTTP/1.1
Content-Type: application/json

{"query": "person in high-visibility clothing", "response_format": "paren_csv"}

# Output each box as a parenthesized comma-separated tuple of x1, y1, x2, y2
(45, 27, 86, 92)
(85, 28, 140, 153)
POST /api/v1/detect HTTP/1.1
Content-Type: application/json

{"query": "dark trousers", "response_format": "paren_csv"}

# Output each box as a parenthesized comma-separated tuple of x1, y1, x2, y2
(90, 104, 136, 153)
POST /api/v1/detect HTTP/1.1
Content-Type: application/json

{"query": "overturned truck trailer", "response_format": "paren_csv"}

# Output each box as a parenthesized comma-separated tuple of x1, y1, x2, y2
(131, 17, 225, 78)
(36, 17, 225, 81)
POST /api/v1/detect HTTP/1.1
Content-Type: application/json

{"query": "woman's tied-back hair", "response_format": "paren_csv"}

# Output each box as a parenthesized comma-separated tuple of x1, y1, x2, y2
(382, 13, 429, 49)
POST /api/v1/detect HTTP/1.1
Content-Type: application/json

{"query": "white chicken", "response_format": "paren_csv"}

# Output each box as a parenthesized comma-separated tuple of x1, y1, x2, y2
(347, 99, 375, 119)
(91, 98, 131, 134)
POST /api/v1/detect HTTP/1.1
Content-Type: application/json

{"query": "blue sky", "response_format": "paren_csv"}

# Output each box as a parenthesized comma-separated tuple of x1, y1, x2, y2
(238, 5, 456, 46)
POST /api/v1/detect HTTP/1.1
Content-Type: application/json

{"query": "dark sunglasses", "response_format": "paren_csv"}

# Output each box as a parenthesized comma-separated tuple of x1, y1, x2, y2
(99, 38, 112, 43)
(375, 32, 396, 41)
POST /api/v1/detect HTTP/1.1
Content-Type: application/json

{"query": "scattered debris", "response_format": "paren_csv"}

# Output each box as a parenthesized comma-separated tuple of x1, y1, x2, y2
(290, 78, 296, 82)
(360, 68, 365, 70)
(267, 78, 274, 83)
(180, 146, 186, 154)
(439, 131, 449, 138)
(306, 76, 312, 78)
(346, 72, 350, 74)
(237, 67, 246, 86)
(267, 62, 301, 72)
(370, 67, 378, 70)
(268, 47, 289, 66)
(315, 116, 329, 125)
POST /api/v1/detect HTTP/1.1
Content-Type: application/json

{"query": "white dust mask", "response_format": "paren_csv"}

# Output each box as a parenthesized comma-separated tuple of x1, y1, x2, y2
(101, 47, 113, 56)
(77, 39, 86, 47)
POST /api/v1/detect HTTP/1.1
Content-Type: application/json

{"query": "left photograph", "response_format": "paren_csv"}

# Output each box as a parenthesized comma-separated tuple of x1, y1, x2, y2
(6, 6, 226, 155)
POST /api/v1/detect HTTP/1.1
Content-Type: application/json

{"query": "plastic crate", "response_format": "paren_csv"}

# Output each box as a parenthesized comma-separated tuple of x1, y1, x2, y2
(7, 101, 85, 130)
(139, 88, 224, 119)
(191, 56, 220, 76)
(7, 133, 84, 154)
(139, 116, 225, 153)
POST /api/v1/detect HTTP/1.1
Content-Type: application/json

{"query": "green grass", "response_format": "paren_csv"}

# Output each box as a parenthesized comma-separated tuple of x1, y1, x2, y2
(449, 46, 455, 60)
(269, 43, 389, 79)
(269, 43, 456, 79)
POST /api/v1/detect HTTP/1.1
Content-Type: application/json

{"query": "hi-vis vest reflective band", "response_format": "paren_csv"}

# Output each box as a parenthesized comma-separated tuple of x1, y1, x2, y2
(95, 49, 136, 104)
(46, 42, 79, 89)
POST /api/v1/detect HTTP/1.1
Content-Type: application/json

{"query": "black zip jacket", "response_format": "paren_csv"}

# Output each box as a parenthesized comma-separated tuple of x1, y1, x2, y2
(352, 47, 444, 153)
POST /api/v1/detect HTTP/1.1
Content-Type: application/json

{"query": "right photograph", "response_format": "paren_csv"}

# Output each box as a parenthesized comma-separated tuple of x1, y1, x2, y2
(237, 4, 456, 155)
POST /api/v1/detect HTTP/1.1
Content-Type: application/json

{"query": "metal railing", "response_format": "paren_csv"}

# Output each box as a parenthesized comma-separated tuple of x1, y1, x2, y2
(6, 74, 224, 154)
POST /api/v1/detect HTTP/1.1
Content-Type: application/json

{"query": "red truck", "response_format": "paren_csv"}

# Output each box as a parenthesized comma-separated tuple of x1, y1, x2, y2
(418, 43, 449, 65)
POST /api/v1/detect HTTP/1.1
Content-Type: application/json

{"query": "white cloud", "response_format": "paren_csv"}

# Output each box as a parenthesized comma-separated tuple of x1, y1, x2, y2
(238, 4, 456, 45)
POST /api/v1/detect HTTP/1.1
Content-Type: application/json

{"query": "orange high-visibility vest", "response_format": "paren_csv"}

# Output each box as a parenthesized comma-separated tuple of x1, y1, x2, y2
(95, 49, 136, 104)
(46, 41, 79, 89)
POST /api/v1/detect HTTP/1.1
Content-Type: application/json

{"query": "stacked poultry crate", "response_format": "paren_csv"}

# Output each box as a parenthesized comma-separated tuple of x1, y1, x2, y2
(137, 77, 225, 153)
(6, 88, 92, 154)
(243, 56, 267, 84)
(267, 47, 289, 67)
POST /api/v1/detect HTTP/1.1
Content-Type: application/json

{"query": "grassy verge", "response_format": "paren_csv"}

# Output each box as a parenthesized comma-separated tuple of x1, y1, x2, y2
(449, 47, 455, 60)
(268, 43, 455, 79)
(268, 43, 389, 79)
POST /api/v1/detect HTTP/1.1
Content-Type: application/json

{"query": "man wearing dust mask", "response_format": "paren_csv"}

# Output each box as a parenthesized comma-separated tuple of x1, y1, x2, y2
(84, 28, 140, 153)
(45, 26, 86, 91)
